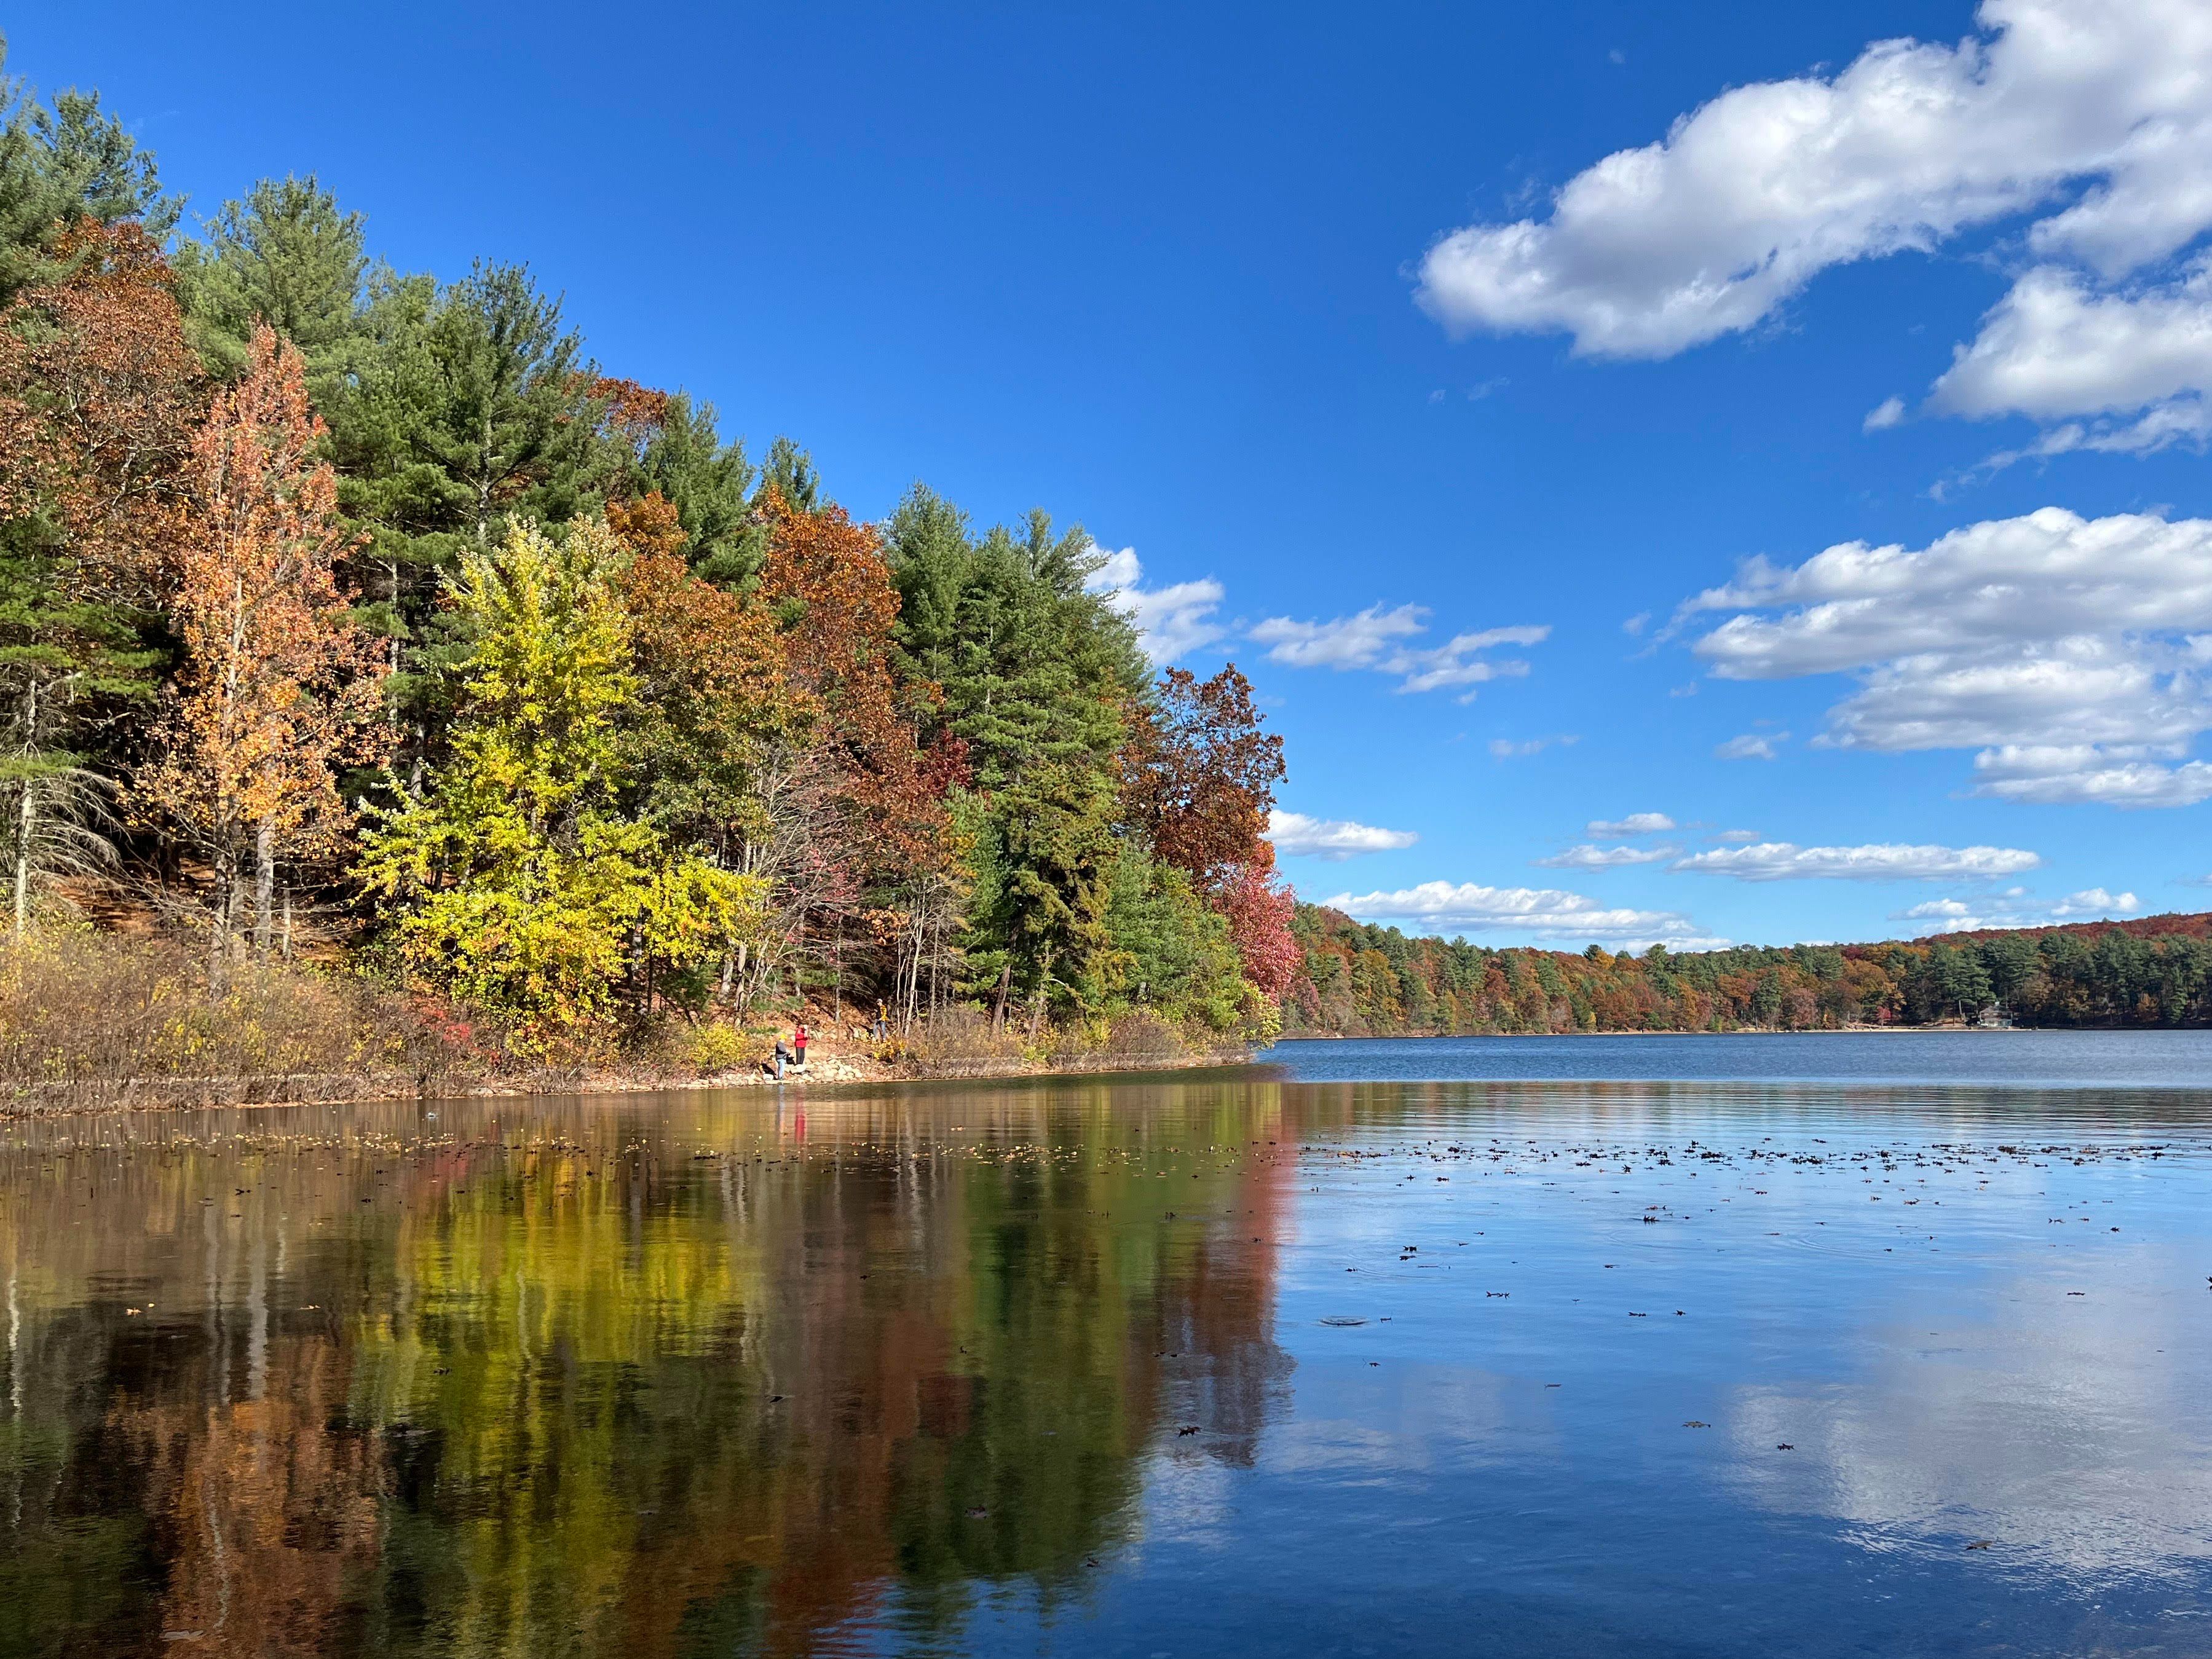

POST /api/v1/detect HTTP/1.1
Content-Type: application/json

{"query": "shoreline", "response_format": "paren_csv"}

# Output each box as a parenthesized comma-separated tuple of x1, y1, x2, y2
(0, 1044, 1259, 1121)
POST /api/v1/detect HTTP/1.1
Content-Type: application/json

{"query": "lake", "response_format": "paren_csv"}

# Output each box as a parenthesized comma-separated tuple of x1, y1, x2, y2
(2, 1031, 2210, 1657)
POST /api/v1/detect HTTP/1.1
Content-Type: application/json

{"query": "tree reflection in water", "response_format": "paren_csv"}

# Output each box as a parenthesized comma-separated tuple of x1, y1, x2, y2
(0, 1082, 1293, 1657)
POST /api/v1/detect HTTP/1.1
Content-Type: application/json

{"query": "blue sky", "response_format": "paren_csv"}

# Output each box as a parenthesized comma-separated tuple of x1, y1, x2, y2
(22, 0, 2212, 950)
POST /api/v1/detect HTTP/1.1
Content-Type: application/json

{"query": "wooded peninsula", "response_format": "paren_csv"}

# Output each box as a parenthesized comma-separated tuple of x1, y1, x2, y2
(0, 51, 1298, 1107)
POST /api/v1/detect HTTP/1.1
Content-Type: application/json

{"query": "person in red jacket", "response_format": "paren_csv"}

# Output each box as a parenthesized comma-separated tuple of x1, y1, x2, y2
(792, 1022, 809, 1070)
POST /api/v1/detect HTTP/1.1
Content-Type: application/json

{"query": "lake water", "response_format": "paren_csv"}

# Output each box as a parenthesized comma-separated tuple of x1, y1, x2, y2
(3, 1033, 2210, 1657)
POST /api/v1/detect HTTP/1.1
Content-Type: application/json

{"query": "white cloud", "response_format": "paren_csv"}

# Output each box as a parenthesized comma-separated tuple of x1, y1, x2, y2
(1970, 744, 2212, 805)
(1672, 841, 2043, 882)
(1895, 897, 1975, 921)
(1716, 732, 1787, 760)
(2054, 886, 2140, 915)
(1266, 810, 1419, 861)
(1490, 734, 1579, 759)
(1891, 885, 2141, 933)
(1533, 843, 1679, 869)
(1084, 545, 1224, 663)
(1587, 812, 1675, 836)
(1932, 262, 2212, 421)
(1863, 396, 1907, 431)
(1250, 607, 1550, 699)
(1415, 0, 2212, 360)
(1713, 829, 1761, 843)
(1684, 507, 2212, 804)
(1249, 602, 1425, 669)
(1929, 259, 2212, 459)
(1320, 878, 1720, 947)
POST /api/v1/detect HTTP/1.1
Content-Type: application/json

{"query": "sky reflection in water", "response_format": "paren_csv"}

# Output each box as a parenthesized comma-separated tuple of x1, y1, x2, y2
(3, 1036, 2210, 1657)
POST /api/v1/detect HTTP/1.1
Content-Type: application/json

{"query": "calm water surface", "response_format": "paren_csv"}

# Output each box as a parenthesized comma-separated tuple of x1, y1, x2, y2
(4, 1034, 2211, 1656)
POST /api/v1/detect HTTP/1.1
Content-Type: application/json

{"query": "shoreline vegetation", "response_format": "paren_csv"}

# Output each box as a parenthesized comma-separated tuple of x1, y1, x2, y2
(0, 45, 1299, 1114)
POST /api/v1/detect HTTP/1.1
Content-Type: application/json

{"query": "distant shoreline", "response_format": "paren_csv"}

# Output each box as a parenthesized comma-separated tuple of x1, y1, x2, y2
(1271, 1024, 2098, 1041)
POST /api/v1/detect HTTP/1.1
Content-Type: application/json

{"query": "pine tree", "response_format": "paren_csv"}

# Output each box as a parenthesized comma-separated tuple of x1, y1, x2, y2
(174, 174, 368, 382)
(639, 394, 760, 587)
(0, 39, 177, 302)
(325, 259, 622, 779)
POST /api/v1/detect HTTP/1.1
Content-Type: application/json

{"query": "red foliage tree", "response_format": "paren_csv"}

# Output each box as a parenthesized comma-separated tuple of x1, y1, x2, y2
(1123, 664, 1285, 894)
(1217, 842, 1300, 998)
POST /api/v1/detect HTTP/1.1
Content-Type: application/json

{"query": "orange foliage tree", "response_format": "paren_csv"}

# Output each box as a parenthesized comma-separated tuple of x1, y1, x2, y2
(0, 221, 203, 601)
(0, 221, 205, 929)
(140, 325, 386, 969)
(758, 492, 959, 1019)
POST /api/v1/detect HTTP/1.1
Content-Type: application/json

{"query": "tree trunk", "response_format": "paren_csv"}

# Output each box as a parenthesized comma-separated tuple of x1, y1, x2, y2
(12, 779, 31, 940)
(1025, 945, 1053, 1044)
(14, 679, 37, 939)
(208, 847, 231, 992)
(991, 961, 1013, 1031)
(253, 822, 275, 962)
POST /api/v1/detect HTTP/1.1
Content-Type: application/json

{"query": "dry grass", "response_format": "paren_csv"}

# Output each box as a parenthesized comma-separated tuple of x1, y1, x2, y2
(0, 929, 488, 1113)
(900, 1006, 1236, 1078)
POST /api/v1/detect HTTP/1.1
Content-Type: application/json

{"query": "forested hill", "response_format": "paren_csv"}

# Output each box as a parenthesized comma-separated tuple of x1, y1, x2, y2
(0, 46, 1298, 1070)
(1284, 905, 2212, 1034)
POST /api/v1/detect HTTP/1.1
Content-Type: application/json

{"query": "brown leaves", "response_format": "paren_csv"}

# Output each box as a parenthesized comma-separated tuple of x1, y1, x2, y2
(760, 492, 953, 885)
(1123, 664, 1285, 893)
(0, 219, 204, 604)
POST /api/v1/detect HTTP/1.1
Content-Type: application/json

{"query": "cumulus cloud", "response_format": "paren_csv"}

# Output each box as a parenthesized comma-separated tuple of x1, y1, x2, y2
(1930, 260, 2212, 459)
(1683, 507, 2212, 804)
(1716, 732, 1786, 760)
(1891, 886, 2141, 933)
(1533, 843, 1678, 870)
(1415, 0, 2212, 360)
(1587, 812, 1675, 836)
(1266, 810, 1419, 861)
(1671, 841, 2043, 881)
(1319, 879, 1721, 947)
(1250, 606, 1550, 699)
(1084, 545, 1224, 663)
(1413, 0, 2212, 462)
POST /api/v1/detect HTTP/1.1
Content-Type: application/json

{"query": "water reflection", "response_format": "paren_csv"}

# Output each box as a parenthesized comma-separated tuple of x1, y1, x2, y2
(0, 1084, 1294, 1656)
(2, 1070, 2210, 1658)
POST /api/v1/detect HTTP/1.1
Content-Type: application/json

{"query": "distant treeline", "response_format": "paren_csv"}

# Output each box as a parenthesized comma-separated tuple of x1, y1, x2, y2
(1284, 906, 2212, 1034)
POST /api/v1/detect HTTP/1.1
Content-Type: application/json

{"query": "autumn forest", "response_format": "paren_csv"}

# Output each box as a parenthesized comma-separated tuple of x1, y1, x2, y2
(0, 53, 1301, 1093)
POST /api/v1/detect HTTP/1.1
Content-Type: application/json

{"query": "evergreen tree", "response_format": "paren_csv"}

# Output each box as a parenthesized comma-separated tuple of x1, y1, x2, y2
(0, 41, 177, 301)
(759, 435, 818, 512)
(638, 393, 760, 587)
(325, 260, 620, 774)
(174, 174, 367, 382)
